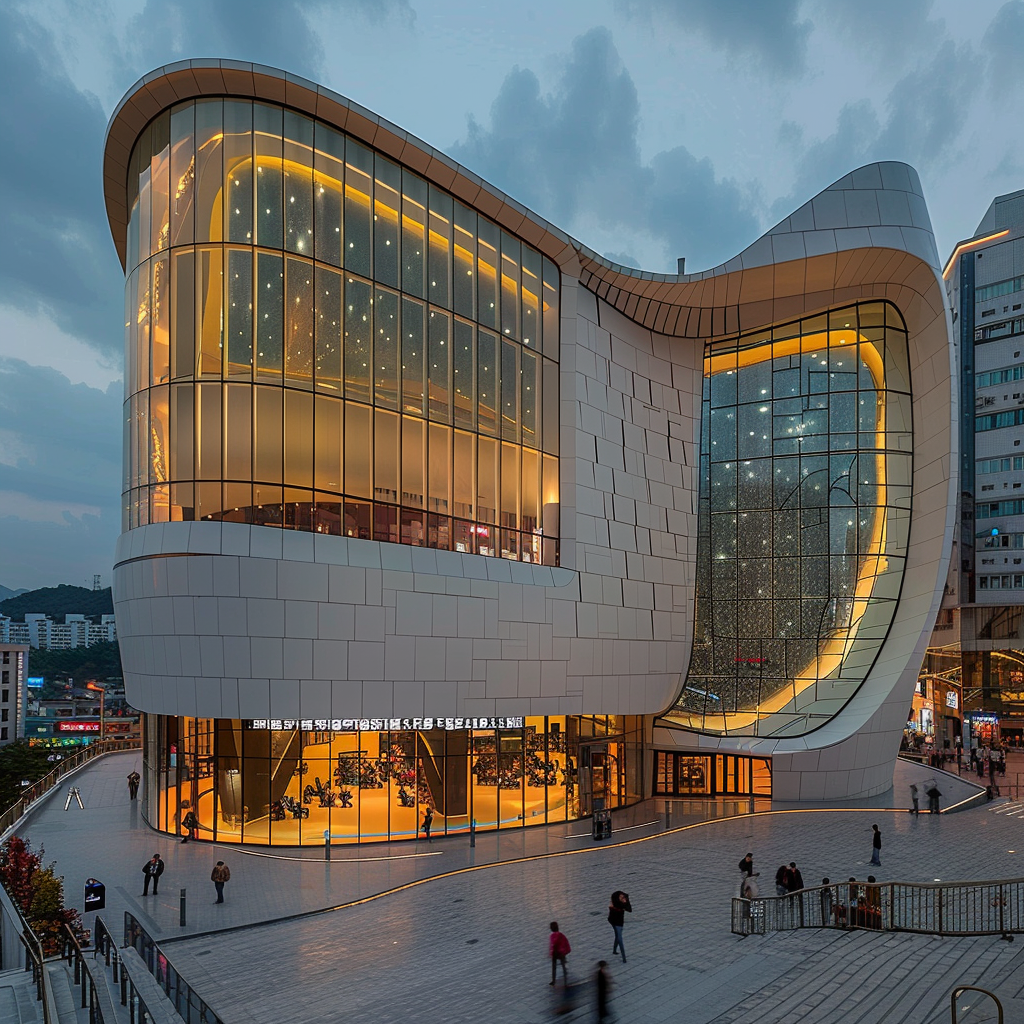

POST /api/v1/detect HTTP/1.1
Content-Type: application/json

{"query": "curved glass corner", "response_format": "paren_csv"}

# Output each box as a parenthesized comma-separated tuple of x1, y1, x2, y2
(666, 300, 912, 738)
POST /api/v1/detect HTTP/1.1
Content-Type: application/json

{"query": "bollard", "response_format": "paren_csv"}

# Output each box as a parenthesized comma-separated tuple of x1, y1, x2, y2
(469, 819, 476, 848)
(179, 888, 186, 928)
(324, 830, 331, 861)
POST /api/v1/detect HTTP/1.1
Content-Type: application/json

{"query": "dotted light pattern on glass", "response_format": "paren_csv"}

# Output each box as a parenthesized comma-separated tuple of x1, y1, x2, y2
(122, 100, 560, 564)
(667, 301, 913, 738)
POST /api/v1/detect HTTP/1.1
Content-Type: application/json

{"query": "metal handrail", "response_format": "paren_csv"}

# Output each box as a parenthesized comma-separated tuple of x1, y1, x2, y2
(124, 910, 225, 1024)
(60, 922, 106, 1023)
(93, 914, 166, 1024)
(951, 986, 1003, 1023)
(0, 738, 140, 837)
(732, 876, 1024, 937)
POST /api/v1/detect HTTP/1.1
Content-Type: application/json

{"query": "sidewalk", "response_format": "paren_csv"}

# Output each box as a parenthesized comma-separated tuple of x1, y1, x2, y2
(14, 751, 1019, 1023)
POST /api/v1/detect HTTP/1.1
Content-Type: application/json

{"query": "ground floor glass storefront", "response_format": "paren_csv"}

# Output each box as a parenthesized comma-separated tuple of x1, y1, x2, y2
(144, 714, 644, 845)
(653, 751, 772, 797)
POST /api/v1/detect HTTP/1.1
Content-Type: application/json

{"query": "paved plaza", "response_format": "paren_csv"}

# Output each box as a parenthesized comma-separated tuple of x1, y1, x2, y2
(11, 751, 1024, 1023)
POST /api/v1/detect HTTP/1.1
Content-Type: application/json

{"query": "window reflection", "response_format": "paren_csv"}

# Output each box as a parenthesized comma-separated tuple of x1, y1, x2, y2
(668, 301, 912, 737)
(123, 99, 559, 563)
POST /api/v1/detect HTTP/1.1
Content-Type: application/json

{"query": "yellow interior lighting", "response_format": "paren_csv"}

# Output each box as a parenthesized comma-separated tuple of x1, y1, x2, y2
(668, 328, 893, 735)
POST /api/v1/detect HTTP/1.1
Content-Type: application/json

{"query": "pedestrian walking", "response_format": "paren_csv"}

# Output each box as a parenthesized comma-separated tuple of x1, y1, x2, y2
(607, 890, 631, 963)
(549, 921, 570, 986)
(870, 824, 882, 866)
(820, 878, 833, 925)
(909, 783, 919, 814)
(595, 961, 611, 1022)
(774, 864, 790, 896)
(786, 863, 804, 892)
(127, 771, 140, 799)
(141, 854, 164, 896)
(926, 784, 942, 813)
(181, 809, 199, 843)
(211, 861, 230, 904)
(421, 805, 433, 843)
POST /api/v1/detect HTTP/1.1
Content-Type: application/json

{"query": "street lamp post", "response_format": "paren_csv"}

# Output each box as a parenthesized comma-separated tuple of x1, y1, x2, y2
(85, 683, 105, 742)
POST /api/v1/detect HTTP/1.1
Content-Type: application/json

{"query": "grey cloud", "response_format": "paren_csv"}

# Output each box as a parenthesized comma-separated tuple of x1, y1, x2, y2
(983, 2, 1024, 92)
(874, 40, 977, 167)
(815, 0, 942, 62)
(0, 358, 121, 588)
(0, 359, 122, 511)
(617, 0, 810, 77)
(0, 7, 123, 356)
(123, 0, 413, 74)
(773, 38, 978, 221)
(0, 513, 119, 592)
(451, 27, 760, 273)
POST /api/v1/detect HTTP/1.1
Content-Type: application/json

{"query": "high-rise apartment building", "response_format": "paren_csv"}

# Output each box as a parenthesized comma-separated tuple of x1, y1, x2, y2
(945, 189, 1024, 746)
(0, 645, 28, 745)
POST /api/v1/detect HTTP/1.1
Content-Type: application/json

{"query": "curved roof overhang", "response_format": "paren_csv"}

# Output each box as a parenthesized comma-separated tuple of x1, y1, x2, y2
(104, 61, 944, 342)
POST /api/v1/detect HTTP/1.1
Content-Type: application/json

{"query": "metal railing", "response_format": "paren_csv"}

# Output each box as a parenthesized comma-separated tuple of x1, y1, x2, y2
(733, 877, 1024, 937)
(59, 922, 106, 1024)
(95, 914, 167, 1024)
(0, 737, 140, 836)
(125, 911, 224, 1024)
(951, 986, 1004, 1023)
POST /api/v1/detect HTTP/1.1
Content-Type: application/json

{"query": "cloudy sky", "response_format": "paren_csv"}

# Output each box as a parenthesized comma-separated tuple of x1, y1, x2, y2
(1, 0, 1021, 590)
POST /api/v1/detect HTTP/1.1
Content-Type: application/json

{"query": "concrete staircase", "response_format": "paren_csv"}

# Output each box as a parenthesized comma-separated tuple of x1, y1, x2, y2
(0, 967, 43, 1024)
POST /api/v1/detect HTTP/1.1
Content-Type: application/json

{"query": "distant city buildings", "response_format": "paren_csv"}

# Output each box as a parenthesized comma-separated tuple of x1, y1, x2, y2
(0, 644, 28, 745)
(920, 188, 1024, 750)
(0, 613, 117, 650)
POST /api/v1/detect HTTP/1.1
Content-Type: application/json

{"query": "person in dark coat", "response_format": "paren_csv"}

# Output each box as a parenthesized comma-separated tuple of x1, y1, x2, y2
(181, 809, 199, 843)
(595, 961, 611, 1021)
(738, 853, 754, 877)
(926, 785, 942, 813)
(786, 863, 804, 892)
(774, 864, 790, 896)
(870, 824, 882, 866)
(127, 771, 141, 799)
(141, 854, 164, 896)
(607, 890, 632, 963)
(421, 806, 433, 843)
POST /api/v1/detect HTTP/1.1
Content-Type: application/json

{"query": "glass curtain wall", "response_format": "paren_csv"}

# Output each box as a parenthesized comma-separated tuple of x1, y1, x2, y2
(665, 301, 913, 737)
(143, 715, 645, 845)
(122, 100, 560, 564)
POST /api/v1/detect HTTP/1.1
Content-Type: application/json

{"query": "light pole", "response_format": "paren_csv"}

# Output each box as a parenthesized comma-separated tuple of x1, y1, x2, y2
(85, 682, 104, 741)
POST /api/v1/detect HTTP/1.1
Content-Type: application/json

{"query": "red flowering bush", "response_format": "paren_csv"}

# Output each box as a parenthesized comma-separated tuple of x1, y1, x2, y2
(0, 836, 88, 954)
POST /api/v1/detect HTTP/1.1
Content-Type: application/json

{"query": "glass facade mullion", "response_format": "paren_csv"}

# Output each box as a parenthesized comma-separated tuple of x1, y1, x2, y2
(672, 300, 912, 738)
(123, 98, 559, 563)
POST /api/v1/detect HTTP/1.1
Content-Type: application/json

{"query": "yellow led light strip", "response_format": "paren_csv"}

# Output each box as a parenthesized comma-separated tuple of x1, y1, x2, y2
(942, 230, 1010, 280)
(669, 329, 891, 735)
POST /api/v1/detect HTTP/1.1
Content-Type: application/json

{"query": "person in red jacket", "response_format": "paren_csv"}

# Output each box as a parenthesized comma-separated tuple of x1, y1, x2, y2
(548, 921, 570, 986)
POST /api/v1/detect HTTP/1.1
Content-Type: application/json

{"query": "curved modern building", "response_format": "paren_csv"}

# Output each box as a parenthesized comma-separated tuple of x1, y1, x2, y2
(103, 61, 956, 845)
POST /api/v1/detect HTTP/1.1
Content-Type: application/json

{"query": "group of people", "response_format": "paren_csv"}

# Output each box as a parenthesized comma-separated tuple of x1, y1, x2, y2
(140, 853, 231, 903)
(547, 889, 632, 1020)
(908, 782, 942, 813)
(738, 849, 891, 931)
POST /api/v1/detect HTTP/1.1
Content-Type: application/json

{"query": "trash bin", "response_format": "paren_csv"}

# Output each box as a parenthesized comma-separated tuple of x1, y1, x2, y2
(592, 809, 612, 841)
